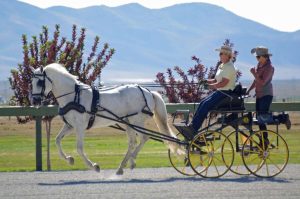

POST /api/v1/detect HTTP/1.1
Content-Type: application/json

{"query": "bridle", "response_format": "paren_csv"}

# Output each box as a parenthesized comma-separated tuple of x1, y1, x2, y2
(31, 71, 53, 99)
(31, 70, 89, 104)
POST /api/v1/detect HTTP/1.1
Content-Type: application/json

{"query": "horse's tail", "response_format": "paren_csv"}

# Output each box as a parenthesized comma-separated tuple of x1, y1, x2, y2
(151, 91, 185, 155)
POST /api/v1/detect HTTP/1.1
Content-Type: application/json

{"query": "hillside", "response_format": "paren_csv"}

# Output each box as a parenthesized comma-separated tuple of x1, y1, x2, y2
(0, 0, 299, 81)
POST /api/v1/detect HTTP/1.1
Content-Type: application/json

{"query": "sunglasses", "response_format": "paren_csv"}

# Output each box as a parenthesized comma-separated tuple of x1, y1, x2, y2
(256, 56, 261, 59)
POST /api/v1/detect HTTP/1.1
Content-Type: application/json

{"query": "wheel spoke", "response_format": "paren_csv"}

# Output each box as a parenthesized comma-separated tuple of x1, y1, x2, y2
(212, 158, 220, 176)
(243, 149, 260, 155)
(247, 155, 262, 164)
(191, 131, 234, 177)
(204, 167, 208, 175)
(192, 142, 202, 150)
(267, 157, 282, 171)
(213, 155, 223, 164)
(266, 161, 270, 176)
(202, 135, 211, 153)
(248, 137, 264, 152)
(181, 166, 186, 173)
(184, 158, 189, 167)
(254, 160, 264, 172)
(193, 155, 209, 169)
(196, 158, 206, 168)
(233, 165, 239, 172)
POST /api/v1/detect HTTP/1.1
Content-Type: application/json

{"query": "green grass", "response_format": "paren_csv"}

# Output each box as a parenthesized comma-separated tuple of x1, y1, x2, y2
(0, 133, 172, 172)
(0, 116, 299, 172)
(0, 117, 172, 171)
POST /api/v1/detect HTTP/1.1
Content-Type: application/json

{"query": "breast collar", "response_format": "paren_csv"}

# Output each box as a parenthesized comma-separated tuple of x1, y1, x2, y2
(58, 84, 100, 130)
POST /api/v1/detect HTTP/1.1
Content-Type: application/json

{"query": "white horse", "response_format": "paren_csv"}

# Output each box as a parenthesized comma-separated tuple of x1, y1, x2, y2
(30, 63, 182, 175)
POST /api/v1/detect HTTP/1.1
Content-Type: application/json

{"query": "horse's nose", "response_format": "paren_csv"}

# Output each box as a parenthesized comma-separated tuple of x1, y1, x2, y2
(32, 96, 42, 105)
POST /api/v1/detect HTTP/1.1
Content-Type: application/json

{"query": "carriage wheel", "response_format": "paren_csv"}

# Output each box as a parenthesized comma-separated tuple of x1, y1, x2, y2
(227, 130, 251, 175)
(188, 130, 234, 178)
(242, 130, 289, 178)
(168, 133, 196, 176)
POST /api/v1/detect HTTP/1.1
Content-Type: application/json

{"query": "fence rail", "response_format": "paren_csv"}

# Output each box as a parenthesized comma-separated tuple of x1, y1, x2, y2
(1, 102, 300, 171)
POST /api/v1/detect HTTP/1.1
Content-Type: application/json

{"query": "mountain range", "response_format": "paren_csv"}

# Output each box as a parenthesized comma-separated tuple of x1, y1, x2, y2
(0, 0, 299, 82)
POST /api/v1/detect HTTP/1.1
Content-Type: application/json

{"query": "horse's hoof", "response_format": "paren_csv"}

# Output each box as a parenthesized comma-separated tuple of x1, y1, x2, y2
(67, 156, 74, 165)
(116, 169, 124, 175)
(130, 162, 136, 170)
(93, 163, 100, 172)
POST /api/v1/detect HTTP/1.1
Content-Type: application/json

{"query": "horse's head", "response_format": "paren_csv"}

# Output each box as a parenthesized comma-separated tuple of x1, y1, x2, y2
(30, 66, 53, 105)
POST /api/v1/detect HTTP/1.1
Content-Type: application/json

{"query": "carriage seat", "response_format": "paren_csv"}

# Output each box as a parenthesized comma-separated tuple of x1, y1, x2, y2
(213, 84, 247, 111)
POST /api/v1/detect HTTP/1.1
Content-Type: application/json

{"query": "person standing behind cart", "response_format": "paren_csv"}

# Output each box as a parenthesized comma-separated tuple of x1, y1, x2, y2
(246, 46, 291, 147)
(186, 45, 237, 133)
(246, 46, 274, 146)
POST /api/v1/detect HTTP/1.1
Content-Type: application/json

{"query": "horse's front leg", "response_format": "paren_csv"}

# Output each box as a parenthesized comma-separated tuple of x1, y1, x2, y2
(130, 131, 149, 170)
(75, 127, 100, 172)
(55, 124, 74, 165)
(116, 126, 136, 175)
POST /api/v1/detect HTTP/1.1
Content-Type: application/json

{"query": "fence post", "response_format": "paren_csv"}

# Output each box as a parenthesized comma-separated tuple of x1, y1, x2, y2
(35, 116, 42, 171)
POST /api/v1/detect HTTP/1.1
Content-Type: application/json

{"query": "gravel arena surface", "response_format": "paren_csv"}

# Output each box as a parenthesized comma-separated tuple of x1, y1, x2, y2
(1, 165, 300, 199)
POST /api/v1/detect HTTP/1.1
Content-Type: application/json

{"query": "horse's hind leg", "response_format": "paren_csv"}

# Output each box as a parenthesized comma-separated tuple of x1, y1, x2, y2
(116, 126, 136, 175)
(75, 128, 100, 172)
(55, 124, 74, 165)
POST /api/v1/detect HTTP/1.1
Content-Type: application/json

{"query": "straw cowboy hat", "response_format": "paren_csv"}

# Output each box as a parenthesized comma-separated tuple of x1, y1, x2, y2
(251, 46, 272, 56)
(215, 45, 233, 55)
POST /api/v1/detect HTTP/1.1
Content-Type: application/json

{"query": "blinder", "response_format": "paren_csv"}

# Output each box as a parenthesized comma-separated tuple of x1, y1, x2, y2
(31, 71, 52, 104)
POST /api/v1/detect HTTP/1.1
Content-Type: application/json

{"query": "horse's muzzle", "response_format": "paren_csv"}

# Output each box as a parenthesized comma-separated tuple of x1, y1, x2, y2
(32, 96, 42, 106)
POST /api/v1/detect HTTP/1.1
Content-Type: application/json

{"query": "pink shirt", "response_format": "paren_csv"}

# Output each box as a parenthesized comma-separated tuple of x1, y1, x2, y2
(255, 61, 274, 98)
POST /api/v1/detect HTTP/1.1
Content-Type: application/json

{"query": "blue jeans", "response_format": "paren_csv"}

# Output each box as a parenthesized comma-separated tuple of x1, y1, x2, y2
(191, 91, 229, 131)
(256, 95, 273, 130)
(256, 95, 273, 139)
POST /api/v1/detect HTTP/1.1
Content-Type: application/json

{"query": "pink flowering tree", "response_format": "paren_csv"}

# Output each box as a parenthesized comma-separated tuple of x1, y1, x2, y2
(156, 39, 241, 103)
(9, 24, 114, 123)
(9, 24, 114, 170)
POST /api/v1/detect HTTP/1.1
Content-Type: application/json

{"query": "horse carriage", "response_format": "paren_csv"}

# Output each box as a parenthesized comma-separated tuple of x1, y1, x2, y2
(169, 85, 289, 178)
(30, 63, 289, 178)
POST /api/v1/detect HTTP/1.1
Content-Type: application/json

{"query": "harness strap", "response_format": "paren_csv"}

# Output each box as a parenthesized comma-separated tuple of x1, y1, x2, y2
(74, 84, 81, 104)
(58, 102, 86, 129)
(59, 84, 100, 130)
(96, 105, 139, 122)
(59, 85, 152, 130)
(137, 86, 154, 116)
(109, 124, 126, 132)
(58, 102, 86, 115)
(86, 86, 100, 130)
(91, 86, 100, 114)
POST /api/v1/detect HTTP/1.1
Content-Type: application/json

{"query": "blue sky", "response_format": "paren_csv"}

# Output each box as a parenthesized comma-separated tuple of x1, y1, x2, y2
(19, 0, 300, 32)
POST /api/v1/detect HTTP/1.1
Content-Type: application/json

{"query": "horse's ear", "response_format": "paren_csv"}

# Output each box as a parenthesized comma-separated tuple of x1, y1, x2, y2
(40, 66, 44, 73)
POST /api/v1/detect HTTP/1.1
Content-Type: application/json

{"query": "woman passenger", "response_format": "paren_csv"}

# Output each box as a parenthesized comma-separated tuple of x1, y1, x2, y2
(187, 45, 237, 134)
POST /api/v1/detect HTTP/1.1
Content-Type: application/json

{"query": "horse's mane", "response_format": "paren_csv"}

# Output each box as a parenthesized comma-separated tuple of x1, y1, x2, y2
(44, 63, 78, 82)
